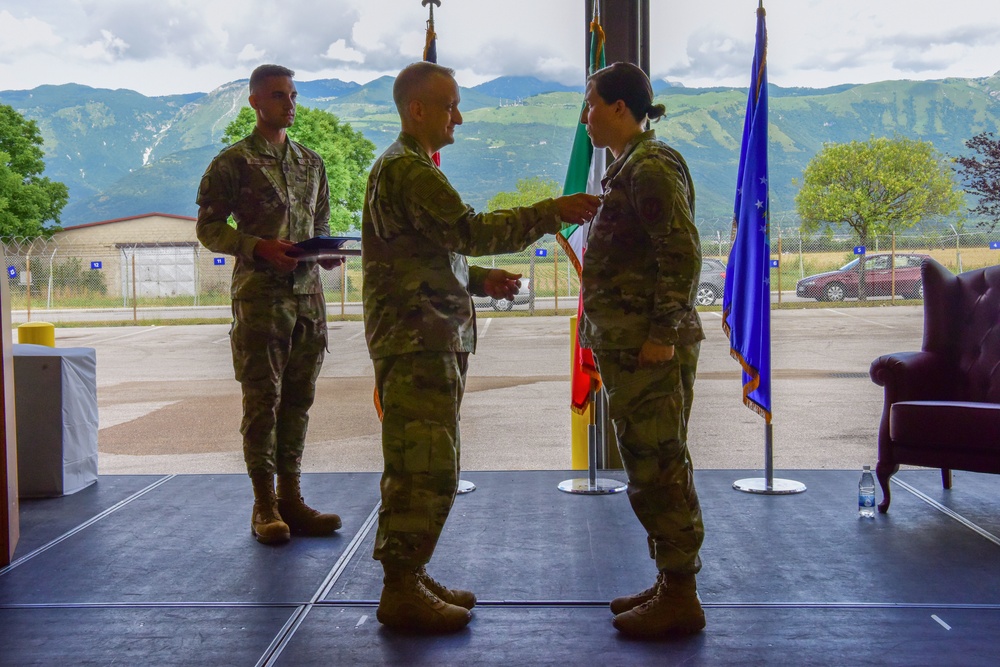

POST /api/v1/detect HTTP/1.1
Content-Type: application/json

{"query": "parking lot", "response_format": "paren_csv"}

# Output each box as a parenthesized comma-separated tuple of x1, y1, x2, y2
(47, 307, 923, 475)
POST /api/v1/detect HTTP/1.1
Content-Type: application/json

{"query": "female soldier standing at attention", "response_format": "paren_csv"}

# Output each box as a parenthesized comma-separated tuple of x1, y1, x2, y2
(578, 61, 706, 639)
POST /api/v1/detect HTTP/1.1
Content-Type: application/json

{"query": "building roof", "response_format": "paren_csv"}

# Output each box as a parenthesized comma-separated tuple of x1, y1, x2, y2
(66, 213, 197, 230)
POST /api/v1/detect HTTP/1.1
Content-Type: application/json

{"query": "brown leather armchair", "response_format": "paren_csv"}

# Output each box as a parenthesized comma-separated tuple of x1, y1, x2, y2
(869, 258, 1000, 512)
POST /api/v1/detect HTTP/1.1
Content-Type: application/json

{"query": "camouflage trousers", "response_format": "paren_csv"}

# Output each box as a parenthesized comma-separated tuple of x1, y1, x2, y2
(371, 351, 468, 569)
(594, 342, 703, 574)
(231, 294, 327, 477)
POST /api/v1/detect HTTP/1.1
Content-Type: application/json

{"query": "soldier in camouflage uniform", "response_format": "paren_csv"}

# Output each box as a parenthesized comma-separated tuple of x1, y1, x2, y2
(196, 64, 342, 546)
(363, 61, 600, 633)
(578, 62, 707, 638)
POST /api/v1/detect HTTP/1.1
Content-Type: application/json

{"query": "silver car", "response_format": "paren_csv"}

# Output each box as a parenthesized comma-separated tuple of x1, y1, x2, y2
(697, 258, 727, 306)
(473, 278, 533, 311)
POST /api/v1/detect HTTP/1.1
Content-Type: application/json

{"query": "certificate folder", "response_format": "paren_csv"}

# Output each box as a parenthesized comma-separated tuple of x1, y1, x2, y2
(291, 236, 361, 260)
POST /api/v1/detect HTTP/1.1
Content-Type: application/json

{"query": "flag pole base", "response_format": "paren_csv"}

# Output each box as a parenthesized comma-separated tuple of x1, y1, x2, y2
(732, 478, 807, 495)
(457, 479, 476, 494)
(557, 478, 627, 495)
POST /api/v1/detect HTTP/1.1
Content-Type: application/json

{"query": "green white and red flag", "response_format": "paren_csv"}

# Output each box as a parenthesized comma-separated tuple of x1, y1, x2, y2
(558, 11, 605, 414)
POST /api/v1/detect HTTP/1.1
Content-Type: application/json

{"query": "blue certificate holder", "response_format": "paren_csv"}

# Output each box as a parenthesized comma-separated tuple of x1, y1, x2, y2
(290, 236, 361, 261)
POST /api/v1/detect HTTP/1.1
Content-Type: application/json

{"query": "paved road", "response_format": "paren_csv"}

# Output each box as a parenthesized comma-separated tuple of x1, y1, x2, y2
(11, 291, 829, 325)
(41, 307, 923, 476)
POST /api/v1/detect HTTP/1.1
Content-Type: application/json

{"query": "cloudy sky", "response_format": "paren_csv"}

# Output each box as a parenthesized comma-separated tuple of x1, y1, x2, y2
(2, 0, 1000, 96)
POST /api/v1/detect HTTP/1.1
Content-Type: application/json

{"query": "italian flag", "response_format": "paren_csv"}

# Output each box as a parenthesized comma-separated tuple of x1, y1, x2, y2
(558, 14, 605, 414)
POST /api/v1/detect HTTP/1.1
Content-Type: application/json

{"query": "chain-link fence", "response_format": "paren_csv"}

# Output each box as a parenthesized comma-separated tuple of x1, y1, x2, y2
(4, 217, 1000, 323)
(704, 216, 1000, 305)
(1, 234, 581, 323)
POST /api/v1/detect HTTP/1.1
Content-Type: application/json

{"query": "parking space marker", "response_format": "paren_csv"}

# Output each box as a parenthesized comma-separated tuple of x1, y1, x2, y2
(824, 309, 895, 328)
(86, 326, 163, 345)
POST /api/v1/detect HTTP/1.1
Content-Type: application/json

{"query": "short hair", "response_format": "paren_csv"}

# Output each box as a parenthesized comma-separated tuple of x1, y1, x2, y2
(392, 61, 456, 114)
(249, 64, 295, 94)
(588, 62, 666, 123)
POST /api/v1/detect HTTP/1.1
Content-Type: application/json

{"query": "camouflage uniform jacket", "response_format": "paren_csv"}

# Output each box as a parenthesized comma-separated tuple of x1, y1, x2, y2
(195, 129, 331, 299)
(362, 132, 562, 359)
(579, 130, 705, 349)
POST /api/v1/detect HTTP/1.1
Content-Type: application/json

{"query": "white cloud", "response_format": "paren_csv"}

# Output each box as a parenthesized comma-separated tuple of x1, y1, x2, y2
(76, 29, 130, 63)
(323, 39, 365, 64)
(237, 44, 265, 63)
(1, 0, 1000, 95)
(0, 10, 60, 58)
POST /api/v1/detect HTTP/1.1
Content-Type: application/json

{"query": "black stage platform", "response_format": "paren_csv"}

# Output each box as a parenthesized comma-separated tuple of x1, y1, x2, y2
(2, 470, 998, 666)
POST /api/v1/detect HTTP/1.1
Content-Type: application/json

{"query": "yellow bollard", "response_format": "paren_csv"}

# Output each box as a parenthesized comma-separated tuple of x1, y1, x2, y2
(17, 321, 56, 347)
(570, 316, 591, 470)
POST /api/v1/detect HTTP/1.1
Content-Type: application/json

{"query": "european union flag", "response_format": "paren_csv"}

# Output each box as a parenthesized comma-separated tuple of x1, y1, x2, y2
(722, 5, 772, 423)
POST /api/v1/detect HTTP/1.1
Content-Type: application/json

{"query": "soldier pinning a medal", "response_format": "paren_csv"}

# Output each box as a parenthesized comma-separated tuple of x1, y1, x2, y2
(362, 60, 600, 633)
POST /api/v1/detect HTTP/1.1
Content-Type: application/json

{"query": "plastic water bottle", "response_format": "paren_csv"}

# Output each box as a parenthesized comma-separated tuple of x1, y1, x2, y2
(858, 465, 876, 518)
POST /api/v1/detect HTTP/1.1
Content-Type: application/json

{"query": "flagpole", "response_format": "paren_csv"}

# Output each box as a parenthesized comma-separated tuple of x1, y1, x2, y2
(558, 386, 626, 494)
(728, 1, 804, 496)
(558, 0, 625, 496)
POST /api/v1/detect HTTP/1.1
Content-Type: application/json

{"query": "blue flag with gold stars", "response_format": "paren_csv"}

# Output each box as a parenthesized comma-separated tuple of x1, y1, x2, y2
(722, 5, 771, 422)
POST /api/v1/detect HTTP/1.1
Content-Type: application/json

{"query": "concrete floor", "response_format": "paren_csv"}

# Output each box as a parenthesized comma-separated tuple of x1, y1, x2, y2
(43, 307, 924, 476)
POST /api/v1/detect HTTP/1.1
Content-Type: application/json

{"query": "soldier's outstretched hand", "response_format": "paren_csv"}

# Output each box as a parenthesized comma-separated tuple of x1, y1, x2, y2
(483, 269, 523, 301)
(554, 193, 601, 224)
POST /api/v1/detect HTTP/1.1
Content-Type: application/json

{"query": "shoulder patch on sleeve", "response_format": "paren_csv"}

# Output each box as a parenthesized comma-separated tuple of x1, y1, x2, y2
(639, 196, 664, 223)
(198, 173, 214, 200)
(408, 166, 447, 204)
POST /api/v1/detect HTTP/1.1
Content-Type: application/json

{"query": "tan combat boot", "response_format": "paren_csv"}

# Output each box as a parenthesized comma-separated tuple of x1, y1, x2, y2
(250, 472, 291, 545)
(376, 568, 472, 633)
(417, 566, 477, 610)
(610, 571, 664, 615)
(276, 474, 342, 536)
(612, 572, 706, 638)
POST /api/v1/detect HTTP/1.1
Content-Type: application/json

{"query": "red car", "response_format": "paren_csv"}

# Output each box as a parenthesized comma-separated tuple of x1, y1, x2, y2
(795, 253, 928, 301)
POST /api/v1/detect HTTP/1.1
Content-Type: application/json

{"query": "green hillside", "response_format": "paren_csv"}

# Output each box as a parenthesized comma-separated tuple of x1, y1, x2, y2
(3, 73, 1000, 229)
(1, 84, 200, 208)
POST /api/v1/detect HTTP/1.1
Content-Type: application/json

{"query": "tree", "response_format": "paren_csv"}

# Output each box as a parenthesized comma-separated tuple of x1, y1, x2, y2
(486, 177, 562, 211)
(795, 136, 963, 299)
(954, 132, 1000, 231)
(222, 106, 375, 233)
(0, 104, 69, 240)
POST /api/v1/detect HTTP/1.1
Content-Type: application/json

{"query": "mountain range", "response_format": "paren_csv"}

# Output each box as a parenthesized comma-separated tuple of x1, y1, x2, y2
(3, 72, 999, 232)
